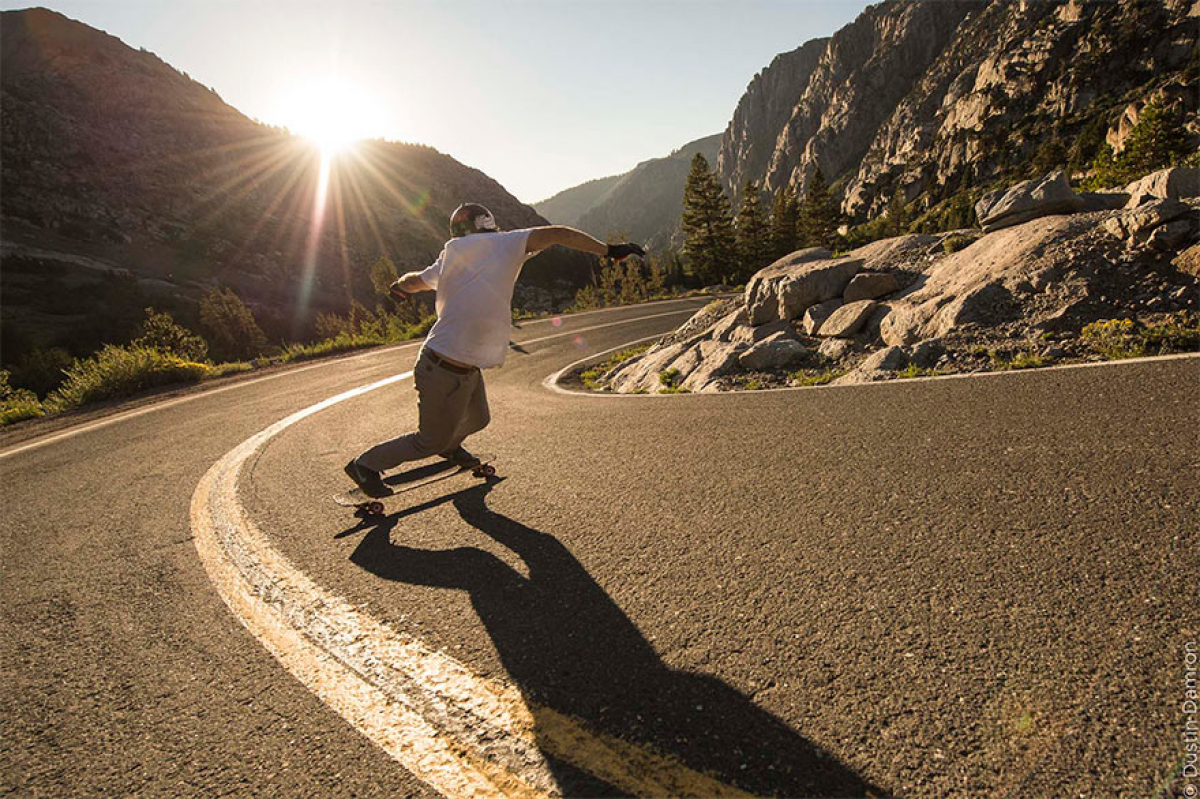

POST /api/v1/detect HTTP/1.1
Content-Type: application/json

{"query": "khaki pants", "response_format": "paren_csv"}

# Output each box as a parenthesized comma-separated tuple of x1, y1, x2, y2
(356, 348, 490, 472)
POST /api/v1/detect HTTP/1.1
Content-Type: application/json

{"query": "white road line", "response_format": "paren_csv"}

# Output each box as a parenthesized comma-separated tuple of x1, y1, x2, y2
(1, 302, 704, 461)
(190, 322, 753, 797)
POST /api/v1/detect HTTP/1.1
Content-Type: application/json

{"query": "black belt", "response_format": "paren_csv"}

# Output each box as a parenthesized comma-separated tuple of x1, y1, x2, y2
(425, 349, 475, 374)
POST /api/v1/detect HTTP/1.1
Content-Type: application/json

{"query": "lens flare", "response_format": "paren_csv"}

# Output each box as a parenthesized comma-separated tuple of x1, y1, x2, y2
(274, 75, 388, 157)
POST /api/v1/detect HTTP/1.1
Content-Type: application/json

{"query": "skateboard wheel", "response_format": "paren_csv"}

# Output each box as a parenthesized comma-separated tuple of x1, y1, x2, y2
(367, 501, 385, 515)
(475, 464, 496, 478)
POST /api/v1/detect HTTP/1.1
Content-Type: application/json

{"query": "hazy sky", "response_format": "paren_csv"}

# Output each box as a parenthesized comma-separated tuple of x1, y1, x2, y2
(5, 1, 866, 203)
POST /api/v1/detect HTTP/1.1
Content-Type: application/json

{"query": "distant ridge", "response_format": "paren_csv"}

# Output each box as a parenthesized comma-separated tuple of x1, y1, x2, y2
(535, 133, 722, 251)
(534, 174, 625, 229)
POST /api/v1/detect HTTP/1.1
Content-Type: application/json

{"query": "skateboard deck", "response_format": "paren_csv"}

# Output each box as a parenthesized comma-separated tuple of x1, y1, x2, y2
(333, 453, 497, 515)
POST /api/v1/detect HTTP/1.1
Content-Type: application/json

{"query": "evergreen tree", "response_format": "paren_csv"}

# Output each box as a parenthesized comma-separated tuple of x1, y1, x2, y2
(199, 287, 268, 361)
(1088, 99, 1194, 188)
(769, 185, 799, 260)
(1068, 115, 1108, 176)
(797, 169, 839, 249)
(734, 181, 772, 280)
(1030, 137, 1067, 177)
(680, 154, 737, 285)
(1119, 99, 1192, 176)
(885, 191, 911, 237)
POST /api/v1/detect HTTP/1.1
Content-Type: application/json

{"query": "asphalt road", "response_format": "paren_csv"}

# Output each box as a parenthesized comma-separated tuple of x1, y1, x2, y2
(2, 296, 1197, 798)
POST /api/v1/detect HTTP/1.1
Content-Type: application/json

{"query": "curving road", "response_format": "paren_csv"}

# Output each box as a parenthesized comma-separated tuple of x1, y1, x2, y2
(2, 296, 1197, 798)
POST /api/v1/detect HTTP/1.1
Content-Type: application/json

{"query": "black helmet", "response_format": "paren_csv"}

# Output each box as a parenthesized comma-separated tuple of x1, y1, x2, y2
(449, 203, 499, 237)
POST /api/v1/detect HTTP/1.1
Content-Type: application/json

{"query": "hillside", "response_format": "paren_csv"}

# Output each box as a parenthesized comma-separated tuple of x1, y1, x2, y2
(535, 133, 721, 251)
(0, 7, 592, 357)
(533, 174, 624, 229)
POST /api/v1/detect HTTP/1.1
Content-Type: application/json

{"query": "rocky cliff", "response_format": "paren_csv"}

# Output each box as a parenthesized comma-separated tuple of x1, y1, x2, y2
(1, 8, 591, 347)
(716, 37, 827, 199)
(718, 0, 1198, 223)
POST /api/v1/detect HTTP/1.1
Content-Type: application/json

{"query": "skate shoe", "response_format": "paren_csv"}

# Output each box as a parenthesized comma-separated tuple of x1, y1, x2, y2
(343, 458, 391, 498)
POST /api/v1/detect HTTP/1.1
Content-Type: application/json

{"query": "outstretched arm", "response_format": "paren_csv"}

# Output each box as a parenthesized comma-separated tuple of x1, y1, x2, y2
(390, 272, 432, 295)
(525, 226, 645, 260)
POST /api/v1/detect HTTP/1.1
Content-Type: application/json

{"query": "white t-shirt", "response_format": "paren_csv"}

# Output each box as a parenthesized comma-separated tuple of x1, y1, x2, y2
(417, 228, 536, 369)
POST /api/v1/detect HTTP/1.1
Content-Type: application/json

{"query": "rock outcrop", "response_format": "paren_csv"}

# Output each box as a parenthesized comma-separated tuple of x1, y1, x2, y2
(1124, 167, 1200, 208)
(818, 300, 877, 339)
(975, 171, 1086, 232)
(588, 167, 1198, 395)
(744, 248, 857, 324)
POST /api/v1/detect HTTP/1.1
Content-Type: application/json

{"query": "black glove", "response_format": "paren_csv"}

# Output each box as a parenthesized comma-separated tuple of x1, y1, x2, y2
(605, 242, 646, 261)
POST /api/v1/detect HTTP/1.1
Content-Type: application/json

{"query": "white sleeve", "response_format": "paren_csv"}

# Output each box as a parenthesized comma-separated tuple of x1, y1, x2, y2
(417, 249, 445, 290)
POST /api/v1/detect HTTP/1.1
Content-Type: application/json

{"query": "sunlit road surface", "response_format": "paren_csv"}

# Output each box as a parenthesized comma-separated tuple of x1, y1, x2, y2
(2, 296, 1196, 798)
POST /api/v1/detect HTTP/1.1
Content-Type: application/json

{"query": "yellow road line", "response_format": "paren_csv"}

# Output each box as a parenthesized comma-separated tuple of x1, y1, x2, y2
(189, 370, 754, 797)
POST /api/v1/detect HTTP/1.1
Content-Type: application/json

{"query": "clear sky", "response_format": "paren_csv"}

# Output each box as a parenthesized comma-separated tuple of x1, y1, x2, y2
(4, 1, 867, 203)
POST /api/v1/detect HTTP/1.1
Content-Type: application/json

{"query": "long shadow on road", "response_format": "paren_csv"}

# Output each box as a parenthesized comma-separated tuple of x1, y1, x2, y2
(346, 481, 883, 798)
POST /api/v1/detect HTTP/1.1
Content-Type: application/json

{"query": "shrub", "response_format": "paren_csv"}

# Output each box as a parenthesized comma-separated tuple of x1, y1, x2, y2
(1081, 318, 1146, 359)
(1082, 313, 1200, 359)
(991, 349, 1051, 370)
(280, 311, 435, 364)
(895, 364, 950, 380)
(131, 307, 209, 362)
(45, 345, 209, 412)
(658, 368, 682, 389)
(570, 255, 673, 311)
(9, 347, 73, 397)
(1, 370, 45, 425)
(789, 368, 847, 386)
(943, 235, 974, 254)
(579, 345, 650, 390)
(204, 361, 254, 379)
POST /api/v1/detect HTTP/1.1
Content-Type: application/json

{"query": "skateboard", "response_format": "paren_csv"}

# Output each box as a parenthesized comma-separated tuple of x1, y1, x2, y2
(333, 453, 497, 516)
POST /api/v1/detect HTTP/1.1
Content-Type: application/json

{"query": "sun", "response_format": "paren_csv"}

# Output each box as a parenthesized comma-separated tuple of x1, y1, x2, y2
(276, 75, 386, 156)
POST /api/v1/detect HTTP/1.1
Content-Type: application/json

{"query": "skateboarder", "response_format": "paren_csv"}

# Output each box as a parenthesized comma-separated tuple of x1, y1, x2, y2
(344, 202, 645, 497)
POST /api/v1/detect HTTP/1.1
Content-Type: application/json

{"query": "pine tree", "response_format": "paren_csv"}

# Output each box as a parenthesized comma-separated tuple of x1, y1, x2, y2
(681, 153, 737, 285)
(885, 191, 911, 237)
(1087, 99, 1194, 189)
(797, 169, 839, 249)
(1119, 99, 1192, 176)
(734, 181, 772, 280)
(769, 185, 800, 260)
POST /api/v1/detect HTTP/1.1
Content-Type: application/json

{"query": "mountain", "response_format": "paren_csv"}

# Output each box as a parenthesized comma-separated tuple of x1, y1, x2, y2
(548, 0, 1195, 248)
(719, 37, 828, 198)
(533, 174, 624, 229)
(1, 7, 591, 354)
(535, 133, 722, 251)
(717, 0, 1198, 222)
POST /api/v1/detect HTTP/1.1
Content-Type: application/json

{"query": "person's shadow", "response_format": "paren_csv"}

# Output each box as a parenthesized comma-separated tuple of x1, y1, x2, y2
(346, 481, 885, 797)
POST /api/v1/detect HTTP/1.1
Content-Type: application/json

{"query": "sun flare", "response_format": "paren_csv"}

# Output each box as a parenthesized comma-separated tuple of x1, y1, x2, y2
(276, 75, 386, 157)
